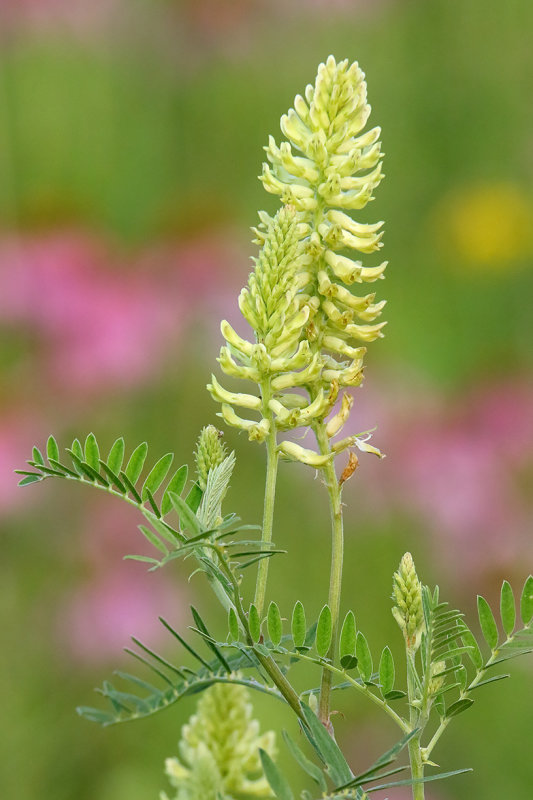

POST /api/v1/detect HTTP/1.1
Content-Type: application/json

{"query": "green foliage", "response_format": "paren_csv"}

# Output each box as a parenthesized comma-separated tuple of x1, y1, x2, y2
(268, 602, 283, 647)
(477, 595, 499, 651)
(316, 605, 333, 657)
(78, 612, 284, 726)
(355, 633, 373, 683)
(18, 435, 193, 527)
(379, 646, 395, 697)
(291, 601, 307, 649)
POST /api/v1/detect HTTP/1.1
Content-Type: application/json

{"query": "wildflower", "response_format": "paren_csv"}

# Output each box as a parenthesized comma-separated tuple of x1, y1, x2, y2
(161, 682, 276, 800)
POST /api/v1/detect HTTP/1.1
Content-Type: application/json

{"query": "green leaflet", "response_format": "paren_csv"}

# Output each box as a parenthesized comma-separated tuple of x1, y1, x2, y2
(168, 492, 202, 537)
(142, 453, 174, 500)
(138, 524, 168, 556)
(125, 442, 148, 484)
(378, 646, 394, 697)
(356, 632, 373, 683)
(268, 602, 283, 647)
(339, 611, 356, 662)
(300, 704, 352, 786)
(46, 434, 59, 463)
(228, 608, 240, 641)
(459, 623, 484, 670)
(84, 433, 100, 471)
(520, 575, 533, 625)
(477, 595, 499, 650)
(500, 580, 516, 637)
(259, 749, 294, 800)
(107, 437, 125, 474)
(249, 604, 261, 642)
(316, 605, 332, 657)
(445, 698, 474, 718)
(32, 446, 45, 466)
(161, 465, 188, 515)
(291, 601, 307, 649)
(282, 730, 327, 792)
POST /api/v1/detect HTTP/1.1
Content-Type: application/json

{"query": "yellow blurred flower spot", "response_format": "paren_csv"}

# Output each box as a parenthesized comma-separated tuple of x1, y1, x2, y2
(438, 183, 533, 270)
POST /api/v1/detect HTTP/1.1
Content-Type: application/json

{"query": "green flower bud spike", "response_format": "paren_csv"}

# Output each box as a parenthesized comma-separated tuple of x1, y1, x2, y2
(209, 205, 335, 440)
(161, 682, 276, 800)
(392, 552, 425, 651)
(194, 425, 228, 491)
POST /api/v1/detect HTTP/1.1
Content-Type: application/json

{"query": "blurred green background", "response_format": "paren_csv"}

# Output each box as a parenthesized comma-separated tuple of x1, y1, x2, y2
(1, 1, 533, 798)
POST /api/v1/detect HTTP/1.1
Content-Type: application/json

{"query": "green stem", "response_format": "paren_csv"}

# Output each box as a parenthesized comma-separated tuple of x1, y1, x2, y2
(315, 421, 344, 729)
(216, 544, 304, 721)
(406, 648, 425, 800)
(295, 651, 409, 733)
(254, 379, 279, 617)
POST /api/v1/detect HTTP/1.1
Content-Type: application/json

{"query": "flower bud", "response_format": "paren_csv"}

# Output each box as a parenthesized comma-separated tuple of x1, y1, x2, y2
(194, 426, 228, 491)
(392, 553, 425, 650)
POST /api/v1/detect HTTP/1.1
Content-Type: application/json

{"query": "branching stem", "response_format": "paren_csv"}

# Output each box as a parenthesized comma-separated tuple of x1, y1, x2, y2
(296, 651, 409, 733)
(215, 544, 303, 721)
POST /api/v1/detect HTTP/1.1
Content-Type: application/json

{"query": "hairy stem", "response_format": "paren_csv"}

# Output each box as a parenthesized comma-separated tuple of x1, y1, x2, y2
(254, 380, 279, 617)
(406, 649, 425, 800)
(315, 421, 344, 729)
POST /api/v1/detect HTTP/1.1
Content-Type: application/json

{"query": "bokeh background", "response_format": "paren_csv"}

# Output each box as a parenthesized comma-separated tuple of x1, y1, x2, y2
(2, 1, 533, 798)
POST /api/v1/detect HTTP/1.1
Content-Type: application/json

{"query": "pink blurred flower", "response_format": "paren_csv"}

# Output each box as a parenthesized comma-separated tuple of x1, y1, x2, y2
(60, 565, 184, 664)
(342, 373, 533, 581)
(0, 229, 239, 394)
(0, 412, 44, 514)
(0, 233, 177, 391)
(0, 0, 121, 36)
(57, 500, 189, 664)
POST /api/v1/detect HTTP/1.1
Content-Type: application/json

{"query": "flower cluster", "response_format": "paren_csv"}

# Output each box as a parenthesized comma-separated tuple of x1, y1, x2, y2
(161, 682, 276, 800)
(210, 56, 386, 467)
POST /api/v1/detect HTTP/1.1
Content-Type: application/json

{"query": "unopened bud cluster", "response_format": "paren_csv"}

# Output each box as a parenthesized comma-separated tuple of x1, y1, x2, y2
(392, 553, 425, 650)
(209, 56, 387, 467)
(194, 425, 228, 490)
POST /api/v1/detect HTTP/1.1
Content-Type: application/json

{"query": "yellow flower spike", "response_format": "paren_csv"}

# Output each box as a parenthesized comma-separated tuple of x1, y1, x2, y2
(212, 58, 388, 462)
(278, 440, 334, 468)
(326, 392, 354, 438)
